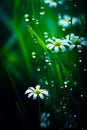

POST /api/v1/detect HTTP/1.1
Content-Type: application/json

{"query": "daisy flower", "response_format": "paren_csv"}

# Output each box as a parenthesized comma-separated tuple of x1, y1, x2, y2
(40, 112, 50, 128)
(66, 33, 87, 50)
(25, 85, 49, 100)
(44, 0, 57, 7)
(58, 14, 81, 28)
(46, 38, 70, 53)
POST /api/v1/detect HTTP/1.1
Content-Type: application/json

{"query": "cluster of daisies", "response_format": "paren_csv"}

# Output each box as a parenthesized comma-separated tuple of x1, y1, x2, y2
(44, 0, 65, 7)
(46, 33, 87, 53)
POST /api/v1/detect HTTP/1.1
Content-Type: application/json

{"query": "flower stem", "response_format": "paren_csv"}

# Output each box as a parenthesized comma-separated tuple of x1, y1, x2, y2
(38, 97, 41, 130)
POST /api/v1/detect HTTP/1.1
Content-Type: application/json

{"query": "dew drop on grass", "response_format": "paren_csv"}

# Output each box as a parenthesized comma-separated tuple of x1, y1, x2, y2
(62, 28, 66, 31)
(24, 14, 29, 22)
(44, 66, 47, 69)
(80, 94, 83, 97)
(32, 52, 36, 58)
(84, 68, 86, 71)
(39, 7, 45, 15)
(74, 64, 77, 67)
(32, 15, 35, 21)
(78, 50, 82, 53)
(74, 81, 77, 86)
(48, 62, 52, 66)
(79, 57, 82, 62)
(37, 67, 40, 71)
(44, 80, 49, 85)
(44, 32, 48, 38)
(35, 19, 39, 24)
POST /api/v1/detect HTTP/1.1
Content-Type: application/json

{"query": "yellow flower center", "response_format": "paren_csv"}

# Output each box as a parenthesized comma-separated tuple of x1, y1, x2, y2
(44, 117, 47, 123)
(74, 39, 80, 45)
(54, 40, 61, 46)
(34, 89, 41, 94)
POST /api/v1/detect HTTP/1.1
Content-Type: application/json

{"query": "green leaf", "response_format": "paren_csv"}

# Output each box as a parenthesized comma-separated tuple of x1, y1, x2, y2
(27, 25, 47, 50)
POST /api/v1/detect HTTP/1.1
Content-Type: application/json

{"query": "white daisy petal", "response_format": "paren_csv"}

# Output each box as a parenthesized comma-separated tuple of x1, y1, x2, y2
(60, 45, 66, 52)
(28, 93, 33, 98)
(33, 94, 37, 100)
(42, 90, 49, 96)
(54, 46, 59, 53)
(69, 45, 75, 51)
(77, 45, 82, 49)
(47, 44, 54, 50)
(81, 40, 87, 46)
(46, 38, 54, 43)
(36, 85, 40, 89)
(29, 87, 35, 90)
(39, 93, 44, 99)
(25, 89, 33, 94)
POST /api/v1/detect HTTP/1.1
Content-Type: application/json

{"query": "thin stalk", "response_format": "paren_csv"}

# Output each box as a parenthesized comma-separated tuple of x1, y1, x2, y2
(6, 67, 27, 116)
(38, 97, 41, 130)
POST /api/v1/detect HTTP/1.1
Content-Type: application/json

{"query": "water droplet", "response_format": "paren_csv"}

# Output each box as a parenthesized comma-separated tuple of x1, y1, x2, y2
(74, 64, 77, 67)
(44, 66, 47, 69)
(39, 78, 43, 83)
(81, 94, 83, 97)
(62, 28, 66, 31)
(78, 50, 82, 53)
(32, 15, 35, 21)
(36, 19, 39, 24)
(74, 115, 76, 118)
(24, 14, 29, 22)
(44, 80, 48, 85)
(79, 57, 82, 62)
(32, 52, 36, 58)
(52, 36, 56, 40)
(51, 81, 54, 87)
(44, 32, 48, 38)
(84, 68, 86, 71)
(74, 4, 77, 7)
(39, 7, 45, 15)
(37, 67, 40, 71)
(60, 86, 64, 89)
(48, 62, 52, 65)
(24, 14, 29, 18)
(65, 85, 67, 88)
(74, 81, 77, 86)
(70, 88, 72, 91)
(63, 106, 66, 109)
(64, 81, 67, 85)
(45, 59, 49, 62)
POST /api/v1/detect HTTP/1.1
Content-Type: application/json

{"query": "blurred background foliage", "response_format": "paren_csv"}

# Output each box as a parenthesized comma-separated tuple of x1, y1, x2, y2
(0, 0, 87, 130)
